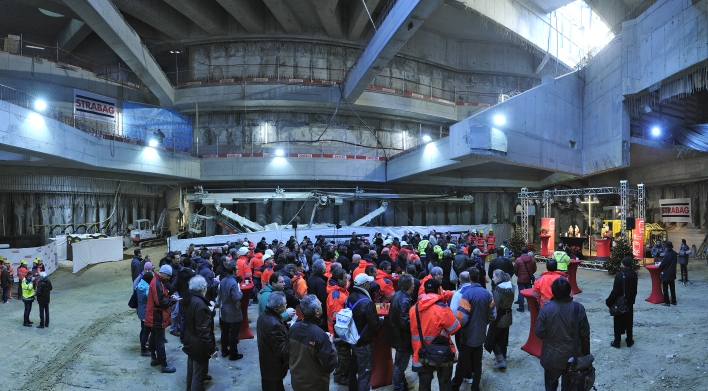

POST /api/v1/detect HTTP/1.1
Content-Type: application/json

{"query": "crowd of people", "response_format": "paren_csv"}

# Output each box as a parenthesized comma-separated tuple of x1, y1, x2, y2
(0, 257, 50, 327)
(125, 227, 690, 391)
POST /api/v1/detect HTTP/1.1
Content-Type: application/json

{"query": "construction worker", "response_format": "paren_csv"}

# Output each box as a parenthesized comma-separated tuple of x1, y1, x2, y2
(17, 260, 29, 300)
(532, 259, 568, 307)
(475, 232, 485, 251)
(3, 258, 13, 299)
(551, 244, 570, 273)
(499, 239, 511, 259)
(485, 229, 496, 253)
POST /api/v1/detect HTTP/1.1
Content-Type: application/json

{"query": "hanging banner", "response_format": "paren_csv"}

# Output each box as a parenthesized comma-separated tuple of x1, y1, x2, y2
(541, 218, 555, 256)
(0, 241, 58, 282)
(73, 89, 117, 132)
(632, 218, 645, 259)
(659, 198, 691, 223)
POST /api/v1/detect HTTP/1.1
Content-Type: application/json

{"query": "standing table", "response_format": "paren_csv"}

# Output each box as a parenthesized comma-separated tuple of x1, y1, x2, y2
(370, 309, 393, 388)
(595, 238, 611, 261)
(391, 275, 399, 291)
(237, 282, 255, 339)
(520, 288, 543, 358)
(567, 260, 583, 294)
(644, 265, 665, 304)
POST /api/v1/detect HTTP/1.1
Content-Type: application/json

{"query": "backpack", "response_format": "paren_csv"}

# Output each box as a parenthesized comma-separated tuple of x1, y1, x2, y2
(334, 298, 368, 345)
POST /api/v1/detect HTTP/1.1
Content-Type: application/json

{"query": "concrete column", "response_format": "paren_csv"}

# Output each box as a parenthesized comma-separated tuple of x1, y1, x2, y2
(320, 204, 335, 225)
(338, 201, 350, 226)
(488, 193, 498, 224)
(352, 201, 366, 225)
(435, 203, 446, 225)
(395, 201, 409, 226)
(474, 194, 484, 225)
(271, 200, 284, 225)
(447, 202, 458, 225)
(383, 201, 395, 227)
(256, 202, 268, 227)
(412, 202, 423, 226)
(460, 203, 472, 225)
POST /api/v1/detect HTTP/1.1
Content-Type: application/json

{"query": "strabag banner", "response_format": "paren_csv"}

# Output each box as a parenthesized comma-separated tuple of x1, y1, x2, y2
(0, 241, 58, 282)
(73, 89, 117, 127)
(632, 218, 645, 259)
(659, 198, 692, 223)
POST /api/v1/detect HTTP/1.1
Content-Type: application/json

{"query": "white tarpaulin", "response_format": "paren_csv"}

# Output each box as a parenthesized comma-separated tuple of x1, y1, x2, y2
(168, 224, 506, 253)
(71, 237, 124, 273)
(1, 241, 58, 282)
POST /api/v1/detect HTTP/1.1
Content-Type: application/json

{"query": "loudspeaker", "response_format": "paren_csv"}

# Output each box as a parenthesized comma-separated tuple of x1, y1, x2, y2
(626, 217, 635, 230)
(292, 221, 298, 229)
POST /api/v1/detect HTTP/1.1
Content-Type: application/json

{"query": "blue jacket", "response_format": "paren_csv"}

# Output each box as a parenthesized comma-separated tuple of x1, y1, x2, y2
(218, 274, 243, 323)
(454, 283, 495, 347)
(136, 279, 150, 321)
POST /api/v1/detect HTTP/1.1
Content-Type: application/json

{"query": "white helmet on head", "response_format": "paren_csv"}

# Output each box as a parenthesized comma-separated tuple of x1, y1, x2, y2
(471, 229, 477, 234)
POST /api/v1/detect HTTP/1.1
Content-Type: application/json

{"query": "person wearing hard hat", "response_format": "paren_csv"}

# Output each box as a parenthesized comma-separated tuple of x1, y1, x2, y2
(21, 269, 36, 326)
(485, 229, 496, 253)
(1, 257, 13, 299)
(17, 260, 29, 300)
(32, 257, 44, 276)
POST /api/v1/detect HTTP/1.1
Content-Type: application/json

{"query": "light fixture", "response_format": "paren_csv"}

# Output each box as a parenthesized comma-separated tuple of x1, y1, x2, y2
(651, 126, 661, 136)
(567, 197, 572, 203)
(26, 45, 45, 50)
(422, 135, 432, 143)
(576, 197, 581, 203)
(275, 149, 284, 157)
(549, 198, 554, 204)
(593, 195, 598, 202)
(493, 115, 506, 126)
(34, 99, 47, 111)
(148, 138, 159, 147)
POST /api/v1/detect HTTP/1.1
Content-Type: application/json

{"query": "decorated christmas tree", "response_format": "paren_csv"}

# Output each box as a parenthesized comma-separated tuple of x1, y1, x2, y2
(607, 237, 637, 274)
(507, 224, 525, 257)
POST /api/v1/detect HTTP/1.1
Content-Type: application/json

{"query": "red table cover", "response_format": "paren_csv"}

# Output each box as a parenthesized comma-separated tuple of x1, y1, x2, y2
(370, 309, 393, 388)
(645, 265, 665, 304)
(520, 288, 542, 358)
(238, 283, 254, 339)
(567, 260, 582, 294)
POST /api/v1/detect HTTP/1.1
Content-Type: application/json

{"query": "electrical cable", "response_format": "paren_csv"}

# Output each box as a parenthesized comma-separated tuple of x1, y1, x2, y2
(395, 202, 415, 225)
(361, 0, 377, 32)
(338, 83, 388, 161)
(315, 87, 343, 142)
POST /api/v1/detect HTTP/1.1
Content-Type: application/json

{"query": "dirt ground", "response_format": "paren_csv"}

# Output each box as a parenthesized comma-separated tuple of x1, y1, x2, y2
(3, 245, 708, 391)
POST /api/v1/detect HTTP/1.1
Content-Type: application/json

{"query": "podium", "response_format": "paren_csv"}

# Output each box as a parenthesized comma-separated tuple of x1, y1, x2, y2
(520, 288, 542, 357)
(567, 260, 582, 294)
(595, 238, 611, 261)
(540, 234, 552, 256)
(645, 265, 665, 304)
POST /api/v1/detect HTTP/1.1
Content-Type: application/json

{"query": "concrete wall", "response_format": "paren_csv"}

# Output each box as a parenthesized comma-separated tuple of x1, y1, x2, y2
(583, 35, 629, 174)
(450, 71, 585, 175)
(622, 0, 708, 95)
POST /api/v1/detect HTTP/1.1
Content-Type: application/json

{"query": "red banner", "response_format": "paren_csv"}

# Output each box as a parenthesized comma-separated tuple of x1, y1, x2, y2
(541, 218, 555, 256)
(632, 218, 645, 259)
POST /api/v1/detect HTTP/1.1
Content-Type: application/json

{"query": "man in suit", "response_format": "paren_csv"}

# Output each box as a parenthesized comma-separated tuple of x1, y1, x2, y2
(605, 256, 638, 348)
(658, 241, 678, 306)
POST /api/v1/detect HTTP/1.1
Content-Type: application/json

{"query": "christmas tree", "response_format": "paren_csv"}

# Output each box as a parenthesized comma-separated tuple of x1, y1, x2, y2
(607, 237, 637, 274)
(507, 224, 525, 257)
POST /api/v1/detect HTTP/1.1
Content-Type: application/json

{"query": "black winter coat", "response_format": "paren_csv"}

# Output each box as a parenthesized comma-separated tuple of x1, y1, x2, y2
(606, 268, 638, 306)
(182, 292, 216, 364)
(307, 273, 329, 330)
(439, 256, 455, 291)
(383, 290, 412, 351)
(257, 306, 290, 381)
(288, 317, 338, 391)
(535, 298, 590, 370)
(347, 287, 382, 346)
(173, 267, 196, 304)
(36, 278, 52, 305)
(659, 249, 678, 280)
(130, 256, 143, 282)
(488, 256, 514, 280)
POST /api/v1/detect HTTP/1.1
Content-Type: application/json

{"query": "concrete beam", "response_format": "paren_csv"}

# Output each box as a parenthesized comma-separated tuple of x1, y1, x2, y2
(54, 19, 92, 52)
(63, 0, 174, 104)
(111, 0, 192, 40)
(586, 0, 628, 31)
(164, 0, 228, 36)
(343, 0, 445, 101)
(263, 0, 303, 34)
(312, 0, 343, 38)
(348, 0, 380, 40)
(215, 0, 265, 34)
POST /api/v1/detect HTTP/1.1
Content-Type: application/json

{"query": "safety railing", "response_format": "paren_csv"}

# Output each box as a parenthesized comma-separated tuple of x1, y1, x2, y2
(0, 83, 71, 125)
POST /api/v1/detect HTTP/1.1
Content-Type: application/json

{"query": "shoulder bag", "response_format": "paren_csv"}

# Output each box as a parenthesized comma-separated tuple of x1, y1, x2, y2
(609, 272, 628, 316)
(521, 259, 535, 286)
(128, 289, 138, 309)
(415, 303, 455, 367)
(566, 303, 596, 391)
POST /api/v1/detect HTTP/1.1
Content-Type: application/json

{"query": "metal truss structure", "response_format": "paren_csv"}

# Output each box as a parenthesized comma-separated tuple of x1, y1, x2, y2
(518, 181, 645, 242)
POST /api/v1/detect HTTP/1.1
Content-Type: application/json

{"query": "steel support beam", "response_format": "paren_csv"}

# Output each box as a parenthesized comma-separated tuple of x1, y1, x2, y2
(164, 0, 228, 36)
(263, 0, 303, 34)
(312, 0, 343, 38)
(215, 0, 266, 34)
(343, 0, 444, 102)
(63, 0, 175, 104)
(111, 0, 192, 40)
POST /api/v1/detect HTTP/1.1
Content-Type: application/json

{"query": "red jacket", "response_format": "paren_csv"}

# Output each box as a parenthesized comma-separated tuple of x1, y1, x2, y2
(236, 255, 252, 280)
(374, 269, 395, 302)
(251, 253, 264, 278)
(409, 293, 460, 367)
(292, 273, 308, 300)
(261, 266, 274, 286)
(326, 279, 349, 334)
(145, 275, 172, 329)
(418, 275, 454, 303)
(533, 270, 568, 307)
(352, 260, 374, 279)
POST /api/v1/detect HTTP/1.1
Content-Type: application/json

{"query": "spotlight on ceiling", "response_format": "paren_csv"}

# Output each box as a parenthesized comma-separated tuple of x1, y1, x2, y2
(651, 126, 661, 136)
(493, 115, 506, 126)
(643, 105, 652, 113)
(422, 135, 432, 143)
(593, 195, 598, 202)
(576, 197, 581, 203)
(567, 197, 572, 203)
(275, 149, 284, 157)
(34, 99, 47, 111)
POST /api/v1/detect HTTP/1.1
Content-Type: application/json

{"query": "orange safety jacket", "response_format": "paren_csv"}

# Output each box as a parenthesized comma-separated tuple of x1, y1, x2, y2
(261, 266, 274, 287)
(532, 270, 569, 307)
(292, 273, 308, 300)
(485, 234, 496, 251)
(352, 260, 374, 279)
(409, 293, 461, 367)
(326, 279, 349, 334)
(251, 253, 264, 278)
(417, 275, 454, 303)
(236, 255, 252, 280)
(374, 269, 395, 302)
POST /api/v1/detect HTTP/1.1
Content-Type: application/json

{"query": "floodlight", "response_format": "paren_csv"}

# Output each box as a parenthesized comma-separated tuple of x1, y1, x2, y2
(34, 99, 47, 111)
(148, 138, 159, 147)
(651, 127, 661, 136)
(493, 115, 506, 126)
(422, 135, 432, 143)
(275, 149, 284, 157)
